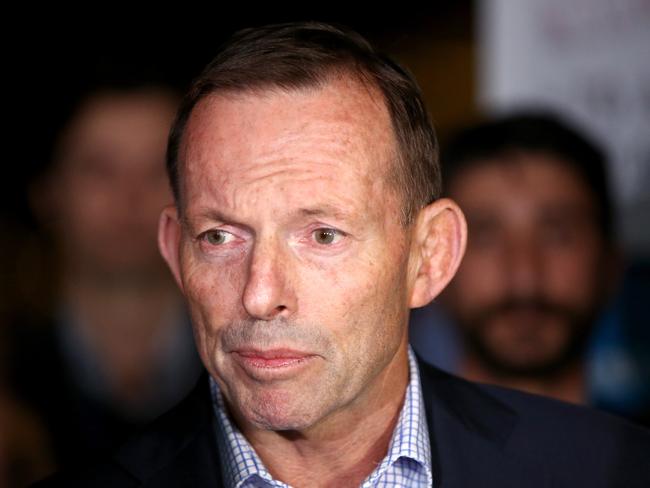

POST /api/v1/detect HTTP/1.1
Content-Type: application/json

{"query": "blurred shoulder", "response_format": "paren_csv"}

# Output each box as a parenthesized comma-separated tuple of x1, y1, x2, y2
(31, 373, 223, 487)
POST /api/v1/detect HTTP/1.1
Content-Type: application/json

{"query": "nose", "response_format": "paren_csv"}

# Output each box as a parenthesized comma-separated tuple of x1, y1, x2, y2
(242, 236, 296, 320)
(506, 238, 542, 299)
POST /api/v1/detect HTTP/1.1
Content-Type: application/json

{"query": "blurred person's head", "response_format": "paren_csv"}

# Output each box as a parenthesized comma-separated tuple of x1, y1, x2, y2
(440, 113, 618, 384)
(35, 78, 178, 284)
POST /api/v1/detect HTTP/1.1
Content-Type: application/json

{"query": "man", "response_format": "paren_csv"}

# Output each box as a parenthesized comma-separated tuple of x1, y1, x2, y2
(438, 114, 619, 405)
(38, 23, 650, 487)
(11, 77, 201, 472)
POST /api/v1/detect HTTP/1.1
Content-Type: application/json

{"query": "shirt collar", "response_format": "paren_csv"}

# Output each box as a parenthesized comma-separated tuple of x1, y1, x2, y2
(364, 348, 432, 486)
(210, 347, 432, 487)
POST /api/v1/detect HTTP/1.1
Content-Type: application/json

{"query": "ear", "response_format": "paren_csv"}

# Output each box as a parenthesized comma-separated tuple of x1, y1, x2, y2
(408, 198, 467, 308)
(158, 205, 185, 292)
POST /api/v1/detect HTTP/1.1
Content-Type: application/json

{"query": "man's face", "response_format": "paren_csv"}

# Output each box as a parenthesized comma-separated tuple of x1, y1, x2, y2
(51, 91, 176, 278)
(165, 79, 417, 432)
(442, 154, 611, 376)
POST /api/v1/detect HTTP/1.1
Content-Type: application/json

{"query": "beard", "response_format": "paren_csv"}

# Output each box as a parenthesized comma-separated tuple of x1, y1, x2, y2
(458, 297, 598, 378)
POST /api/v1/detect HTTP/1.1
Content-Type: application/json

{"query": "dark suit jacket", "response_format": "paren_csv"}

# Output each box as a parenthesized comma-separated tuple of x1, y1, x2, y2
(9, 317, 202, 469)
(35, 360, 650, 487)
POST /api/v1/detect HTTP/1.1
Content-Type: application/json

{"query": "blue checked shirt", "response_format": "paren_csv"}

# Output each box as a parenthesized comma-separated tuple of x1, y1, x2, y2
(210, 347, 433, 487)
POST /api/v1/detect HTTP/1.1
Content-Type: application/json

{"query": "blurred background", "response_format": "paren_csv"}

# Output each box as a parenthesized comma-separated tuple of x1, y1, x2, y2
(1, 1, 649, 486)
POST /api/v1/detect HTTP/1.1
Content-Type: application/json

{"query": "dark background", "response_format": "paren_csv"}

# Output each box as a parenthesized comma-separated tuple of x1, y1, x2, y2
(4, 2, 475, 230)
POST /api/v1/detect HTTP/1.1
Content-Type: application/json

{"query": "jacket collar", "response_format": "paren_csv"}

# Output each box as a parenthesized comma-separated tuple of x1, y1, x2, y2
(418, 358, 550, 487)
(113, 362, 550, 487)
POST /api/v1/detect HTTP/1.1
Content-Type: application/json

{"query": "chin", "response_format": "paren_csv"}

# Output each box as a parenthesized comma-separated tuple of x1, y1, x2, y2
(238, 388, 324, 432)
(246, 402, 320, 432)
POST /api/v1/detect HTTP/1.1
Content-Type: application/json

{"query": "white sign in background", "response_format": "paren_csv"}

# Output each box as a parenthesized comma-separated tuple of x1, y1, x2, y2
(478, 0, 650, 253)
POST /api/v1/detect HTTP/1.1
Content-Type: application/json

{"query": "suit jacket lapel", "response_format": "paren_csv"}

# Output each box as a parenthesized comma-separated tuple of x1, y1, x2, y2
(418, 359, 551, 488)
(111, 362, 553, 487)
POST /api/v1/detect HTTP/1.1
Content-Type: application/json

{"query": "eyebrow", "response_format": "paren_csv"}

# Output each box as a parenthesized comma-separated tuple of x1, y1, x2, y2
(192, 208, 230, 222)
(180, 208, 235, 234)
(296, 204, 354, 222)
(538, 206, 598, 226)
(182, 203, 357, 233)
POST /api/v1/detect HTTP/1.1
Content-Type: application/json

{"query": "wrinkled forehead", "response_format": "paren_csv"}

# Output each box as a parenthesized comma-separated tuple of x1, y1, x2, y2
(177, 77, 399, 206)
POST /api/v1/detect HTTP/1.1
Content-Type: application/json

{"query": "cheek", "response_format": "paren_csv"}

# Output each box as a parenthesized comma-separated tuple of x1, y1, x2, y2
(543, 248, 604, 305)
(323, 248, 408, 350)
(179, 244, 245, 353)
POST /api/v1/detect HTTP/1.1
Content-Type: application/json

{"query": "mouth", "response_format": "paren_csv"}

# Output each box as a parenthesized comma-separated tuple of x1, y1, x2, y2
(232, 348, 318, 379)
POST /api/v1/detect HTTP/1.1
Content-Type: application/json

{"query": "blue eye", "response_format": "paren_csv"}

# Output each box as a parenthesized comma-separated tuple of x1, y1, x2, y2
(313, 228, 341, 245)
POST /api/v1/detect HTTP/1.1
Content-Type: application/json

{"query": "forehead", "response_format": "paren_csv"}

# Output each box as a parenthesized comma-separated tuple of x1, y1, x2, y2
(67, 92, 175, 138)
(57, 91, 176, 164)
(449, 153, 598, 219)
(179, 78, 397, 207)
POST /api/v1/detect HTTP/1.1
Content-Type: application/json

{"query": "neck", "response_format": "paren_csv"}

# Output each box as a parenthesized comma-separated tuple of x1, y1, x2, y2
(61, 267, 183, 407)
(237, 344, 410, 488)
(462, 356, 588, 405)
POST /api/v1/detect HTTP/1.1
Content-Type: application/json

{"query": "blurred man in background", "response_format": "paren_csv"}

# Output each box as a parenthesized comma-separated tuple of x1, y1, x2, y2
(8, 74, 202, 476)
(439, 113, 618, 405)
